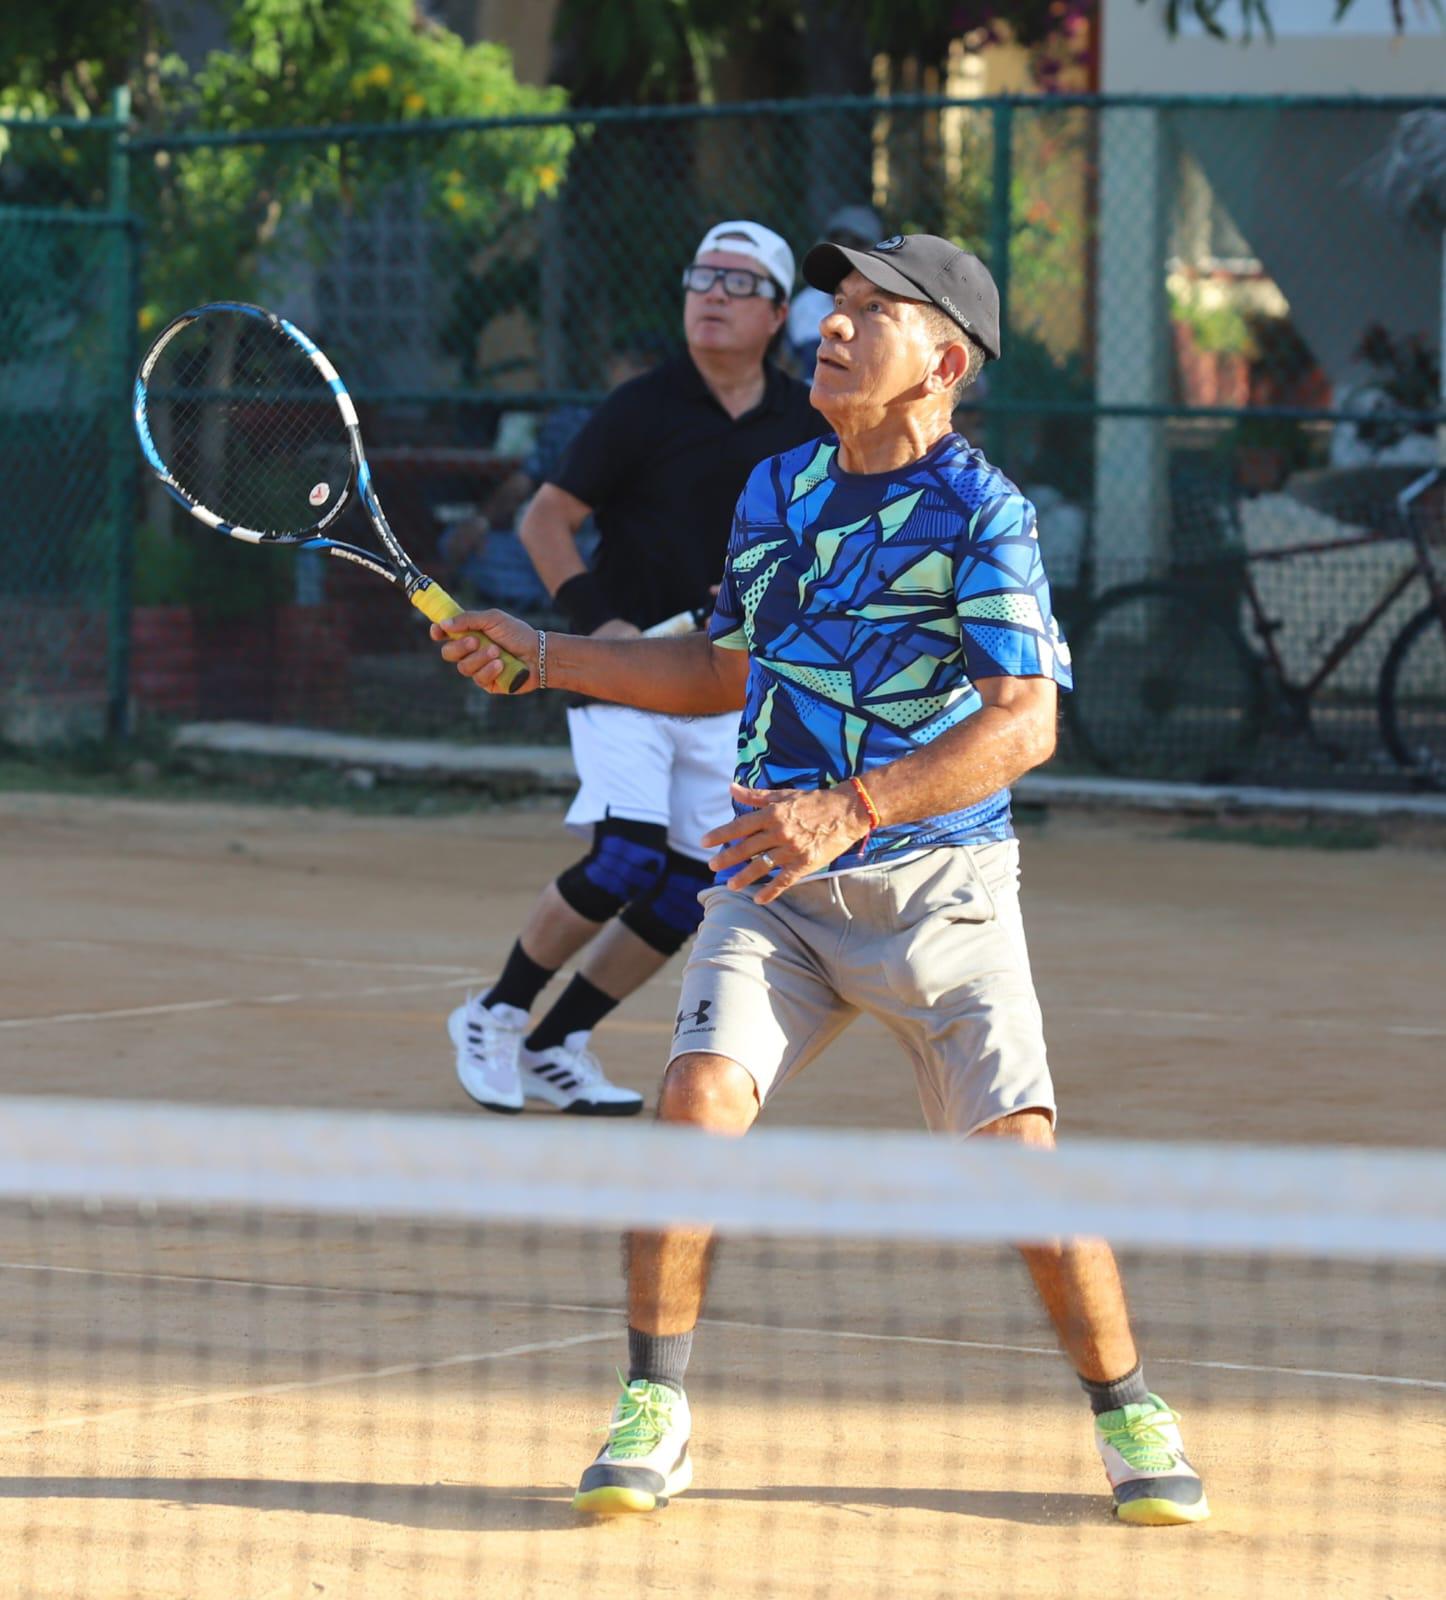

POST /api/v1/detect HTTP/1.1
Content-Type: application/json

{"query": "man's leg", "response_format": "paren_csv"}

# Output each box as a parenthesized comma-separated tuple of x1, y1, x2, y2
(573, 1053, 759, 1515)
(973, 1110, 1210, 1526)
(526, 707, 735, 1081)
(628, 1052, 759, 1334)
(572, 873, 851, 1516)
(524, 849, 712, 1055)
(451, 818, 667, 1115)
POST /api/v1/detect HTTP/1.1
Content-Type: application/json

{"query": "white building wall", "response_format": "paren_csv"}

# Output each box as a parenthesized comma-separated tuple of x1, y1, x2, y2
(1093, 0, 1446, 574)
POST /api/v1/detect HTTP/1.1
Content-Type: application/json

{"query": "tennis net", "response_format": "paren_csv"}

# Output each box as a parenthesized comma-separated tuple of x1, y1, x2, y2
(0, 1096, 1440, 1600)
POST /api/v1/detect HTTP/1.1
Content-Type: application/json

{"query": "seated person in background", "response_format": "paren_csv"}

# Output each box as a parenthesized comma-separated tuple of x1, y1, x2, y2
(784, 204, 881, 375)
(437, 343, 659, 608)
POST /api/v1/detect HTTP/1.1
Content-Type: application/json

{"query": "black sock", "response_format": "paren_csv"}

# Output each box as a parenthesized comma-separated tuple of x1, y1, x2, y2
(627, 1327, 693, 1394)
(526, 973, 619, 1052)
(1080, 1362, 1150, 1416)
(483, 942, 556, 1014)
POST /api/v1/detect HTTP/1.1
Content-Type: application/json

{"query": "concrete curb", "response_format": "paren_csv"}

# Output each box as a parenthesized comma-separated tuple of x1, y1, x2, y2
(173, 721, 1446, 822)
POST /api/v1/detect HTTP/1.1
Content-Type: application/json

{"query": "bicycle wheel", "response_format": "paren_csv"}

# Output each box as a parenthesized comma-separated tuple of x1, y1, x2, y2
(1064, 580, 1265, 781)
(1378, 603, 1446, 789)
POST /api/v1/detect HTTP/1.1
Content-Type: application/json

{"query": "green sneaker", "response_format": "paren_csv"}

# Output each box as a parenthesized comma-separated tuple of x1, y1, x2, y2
(1094, 1393, 1210, 1525)
(573, 1377, 693, 1515)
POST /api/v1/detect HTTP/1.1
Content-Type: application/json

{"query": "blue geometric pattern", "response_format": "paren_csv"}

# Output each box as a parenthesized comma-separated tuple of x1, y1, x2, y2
(710, 432, 1071, 869)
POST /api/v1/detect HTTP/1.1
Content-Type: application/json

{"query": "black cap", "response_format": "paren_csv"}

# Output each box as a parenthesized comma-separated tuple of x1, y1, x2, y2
(801, 233, 1001, 361)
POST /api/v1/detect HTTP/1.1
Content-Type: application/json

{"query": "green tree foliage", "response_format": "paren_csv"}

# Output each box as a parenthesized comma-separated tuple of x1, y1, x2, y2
(1, 1, 572, 315)
(0, 2, 166, 121)
(548, 0, 1434, 108)
(150, 1, 569, 319)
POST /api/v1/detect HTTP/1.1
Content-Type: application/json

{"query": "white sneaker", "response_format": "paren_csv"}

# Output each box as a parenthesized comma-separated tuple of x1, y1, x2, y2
(573, 1379, 692, 1514)
(1094, 1392, 1210, 1525)
(448, 997, 527, 1113)
(520, 1030, 644, 1116)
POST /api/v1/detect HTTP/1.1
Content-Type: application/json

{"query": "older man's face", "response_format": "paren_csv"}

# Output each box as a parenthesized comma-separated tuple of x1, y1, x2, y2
(811, 270, 939, 419)
(683, 250, 786, 360)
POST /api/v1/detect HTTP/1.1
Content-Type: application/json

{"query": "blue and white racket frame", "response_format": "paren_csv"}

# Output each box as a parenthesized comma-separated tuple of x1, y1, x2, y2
(133, 300, 529, 689)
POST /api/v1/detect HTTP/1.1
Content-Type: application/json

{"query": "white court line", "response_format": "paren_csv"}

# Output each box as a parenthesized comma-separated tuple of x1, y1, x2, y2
(31, 939, 477, 977)
(10, 988, 1439, 1041)
(1, 1261, 1438, 1395)
(0, 975, 486, 1030)
(1054, 1003, 1446, 1041)
(0, 1327, 617, 1441)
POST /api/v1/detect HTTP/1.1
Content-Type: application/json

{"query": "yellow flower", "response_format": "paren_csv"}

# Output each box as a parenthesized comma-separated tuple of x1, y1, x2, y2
(446, 190, 466, 213)
(402, 91, 426, 115)
(536, 163, 559, 195)
(366, 63, 393, 89)
(138, 305, 158, 332)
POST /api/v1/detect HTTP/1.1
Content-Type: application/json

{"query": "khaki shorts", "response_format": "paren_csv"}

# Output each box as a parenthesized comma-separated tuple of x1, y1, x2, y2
(668, 842, 1057, 1136)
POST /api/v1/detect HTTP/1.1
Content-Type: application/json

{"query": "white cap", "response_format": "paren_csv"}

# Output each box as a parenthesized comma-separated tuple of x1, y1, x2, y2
(693, 220, 795, 300)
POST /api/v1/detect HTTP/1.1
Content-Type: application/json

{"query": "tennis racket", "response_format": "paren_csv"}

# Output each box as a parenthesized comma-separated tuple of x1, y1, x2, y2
(132, 301, 529, 692)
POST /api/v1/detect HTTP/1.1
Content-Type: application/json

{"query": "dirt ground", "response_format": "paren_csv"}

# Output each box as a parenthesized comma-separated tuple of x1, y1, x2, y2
(1, 790, 1442, 1599)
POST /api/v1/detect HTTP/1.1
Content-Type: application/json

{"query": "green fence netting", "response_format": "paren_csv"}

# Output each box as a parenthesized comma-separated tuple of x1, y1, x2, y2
(2, 95, 1443, 787)
(0, 116, 135, 743)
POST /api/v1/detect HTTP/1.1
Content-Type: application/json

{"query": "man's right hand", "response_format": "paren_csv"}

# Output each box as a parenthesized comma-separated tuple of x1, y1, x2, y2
(431, 610, 540, 694)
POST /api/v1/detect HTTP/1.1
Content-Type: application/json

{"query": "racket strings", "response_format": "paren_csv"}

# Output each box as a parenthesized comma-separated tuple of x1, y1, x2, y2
(145, 312, 353, 538)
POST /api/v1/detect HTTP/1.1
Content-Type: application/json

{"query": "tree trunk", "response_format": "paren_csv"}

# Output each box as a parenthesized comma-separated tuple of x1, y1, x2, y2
(800, 0, 876, 236)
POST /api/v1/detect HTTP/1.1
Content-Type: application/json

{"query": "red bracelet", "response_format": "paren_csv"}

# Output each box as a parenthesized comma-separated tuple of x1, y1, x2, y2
(849, 775, 881, 850)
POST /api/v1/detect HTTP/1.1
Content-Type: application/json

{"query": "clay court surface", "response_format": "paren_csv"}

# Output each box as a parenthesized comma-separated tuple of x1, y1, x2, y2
(1, 790, 1442, 1598)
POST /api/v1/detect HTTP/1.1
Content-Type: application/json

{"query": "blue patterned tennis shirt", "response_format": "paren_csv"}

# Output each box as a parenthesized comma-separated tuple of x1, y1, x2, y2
(709, 431, 1072, 869)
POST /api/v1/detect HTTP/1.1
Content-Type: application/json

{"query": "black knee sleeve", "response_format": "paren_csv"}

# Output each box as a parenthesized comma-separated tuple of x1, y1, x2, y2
(619, 849, 714, 956)
(554, 817, 668, 924)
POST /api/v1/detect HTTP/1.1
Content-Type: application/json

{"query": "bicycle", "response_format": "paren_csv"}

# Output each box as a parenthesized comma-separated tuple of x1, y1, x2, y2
(1063, 464, 1446, 788)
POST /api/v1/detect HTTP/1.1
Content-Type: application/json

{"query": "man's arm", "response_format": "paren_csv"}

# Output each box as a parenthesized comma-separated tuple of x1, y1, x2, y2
(517, 482, 589, 596)
(703, 675, 1058, 903)
(519, 483, 639, 641)
(854, 674, 1057, 828)
(434, 610, 750, 717)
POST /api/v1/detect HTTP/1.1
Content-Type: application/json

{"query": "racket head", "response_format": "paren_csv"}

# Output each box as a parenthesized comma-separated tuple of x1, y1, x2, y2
(134, 302, 358, 544)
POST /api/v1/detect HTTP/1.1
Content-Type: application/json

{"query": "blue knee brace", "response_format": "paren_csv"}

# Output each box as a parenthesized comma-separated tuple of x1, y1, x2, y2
(555, 817, 668, 924)
(620, 849, 713, 956)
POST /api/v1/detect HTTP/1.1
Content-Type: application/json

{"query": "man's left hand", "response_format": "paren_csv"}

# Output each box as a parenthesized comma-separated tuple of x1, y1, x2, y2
(704, 781, 870, 905)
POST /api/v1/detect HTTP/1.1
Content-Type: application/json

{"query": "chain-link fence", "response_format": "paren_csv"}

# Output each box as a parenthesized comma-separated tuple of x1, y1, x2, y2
(0, 112, 135, 744)
(2, 94, 1443, 787)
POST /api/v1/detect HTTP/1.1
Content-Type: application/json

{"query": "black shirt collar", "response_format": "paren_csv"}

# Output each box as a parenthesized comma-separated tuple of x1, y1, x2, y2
(675, 350, 791, 419)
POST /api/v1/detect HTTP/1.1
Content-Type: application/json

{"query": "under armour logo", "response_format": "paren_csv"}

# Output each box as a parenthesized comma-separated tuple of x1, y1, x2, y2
(674, 1000, 713, 1034)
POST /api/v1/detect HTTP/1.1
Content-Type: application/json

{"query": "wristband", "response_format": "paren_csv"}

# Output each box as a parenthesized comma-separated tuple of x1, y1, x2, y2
(554, 571, 617, 636)
(849, 775, 881, 851)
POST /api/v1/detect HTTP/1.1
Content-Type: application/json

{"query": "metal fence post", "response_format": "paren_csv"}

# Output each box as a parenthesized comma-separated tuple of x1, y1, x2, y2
(986, 99, 1013, 469)
(106, 86, 135, 740)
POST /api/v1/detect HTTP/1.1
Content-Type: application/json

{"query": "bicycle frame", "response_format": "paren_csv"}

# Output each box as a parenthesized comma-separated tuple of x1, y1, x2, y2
(1235, 467, 1446, 702)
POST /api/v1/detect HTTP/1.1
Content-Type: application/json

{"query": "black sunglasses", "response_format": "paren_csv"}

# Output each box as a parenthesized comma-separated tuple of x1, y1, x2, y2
(681, 265, 781, 302)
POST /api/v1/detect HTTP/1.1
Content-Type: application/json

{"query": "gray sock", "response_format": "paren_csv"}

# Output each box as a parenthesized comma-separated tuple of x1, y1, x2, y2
(1080, 1362, 1151, 1416)
(627, 1327, 693, 1395)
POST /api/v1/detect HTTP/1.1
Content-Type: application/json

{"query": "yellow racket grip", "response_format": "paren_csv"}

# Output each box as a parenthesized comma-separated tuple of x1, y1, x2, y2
(411, 580, 532, 694)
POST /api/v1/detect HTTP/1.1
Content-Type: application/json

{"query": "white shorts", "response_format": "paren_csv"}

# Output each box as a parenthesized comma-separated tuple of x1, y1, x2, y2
(564, 704, 739, 862)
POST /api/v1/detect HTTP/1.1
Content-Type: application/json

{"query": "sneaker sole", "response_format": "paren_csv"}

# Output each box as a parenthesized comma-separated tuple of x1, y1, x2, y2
(459, 1093, 525, 1115)
(558, 1098, 645, 1117)
(1115, 1493, 1211, 1527)
(572, 1484, 664, 1515)
(520, 1072, 644, 1116)
(573, 1456, 693, 1516)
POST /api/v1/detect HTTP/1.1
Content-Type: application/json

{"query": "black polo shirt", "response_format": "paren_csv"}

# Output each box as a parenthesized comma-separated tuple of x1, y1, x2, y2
(550, 352, 826, 632)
